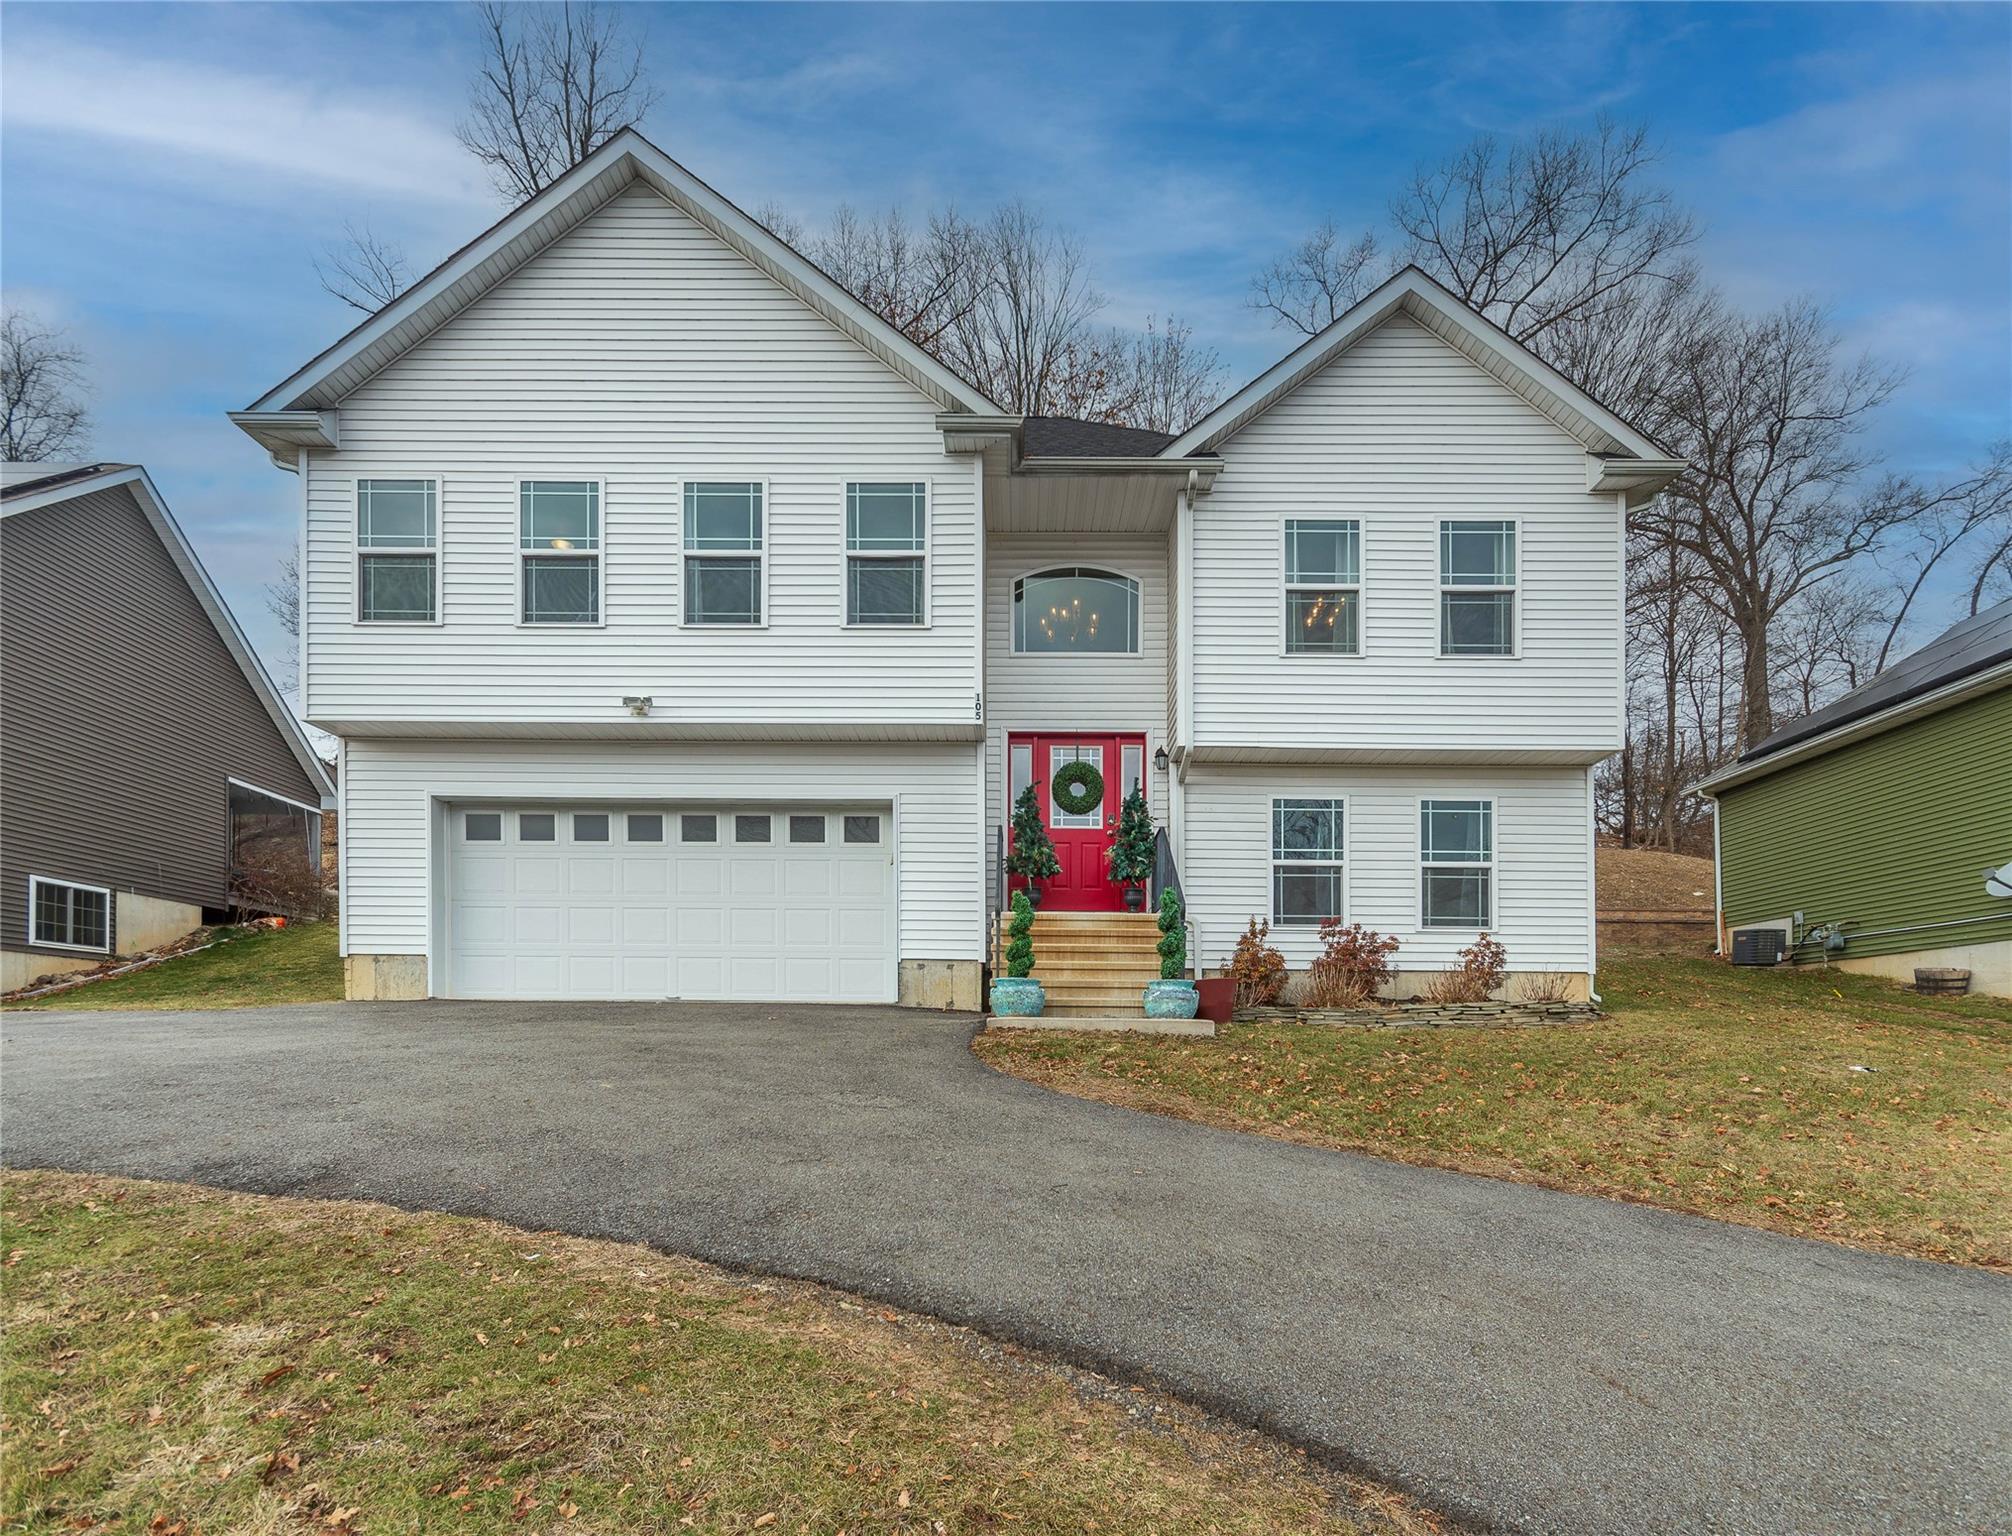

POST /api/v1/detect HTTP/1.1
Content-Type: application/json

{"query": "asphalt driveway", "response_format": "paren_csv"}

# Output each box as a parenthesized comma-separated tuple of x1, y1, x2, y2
(3, 1000, 2005, 1536)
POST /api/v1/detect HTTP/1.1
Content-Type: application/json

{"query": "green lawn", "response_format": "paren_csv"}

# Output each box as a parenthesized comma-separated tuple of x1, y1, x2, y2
(975, 956, 2012, 1267)
(11, 920, 342, 1011)
(1, 1172, 1421, 1536)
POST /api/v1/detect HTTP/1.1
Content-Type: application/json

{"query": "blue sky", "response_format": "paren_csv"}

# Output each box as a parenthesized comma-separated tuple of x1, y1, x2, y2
(4, 1, 2008, 679)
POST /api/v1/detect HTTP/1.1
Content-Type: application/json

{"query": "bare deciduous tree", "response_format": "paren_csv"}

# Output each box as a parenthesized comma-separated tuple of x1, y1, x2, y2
(1249, 223, 1389, 337)
(458, 0, 658, 204)
(0, 310, 91, 462)
(1864, 444, 2012, 662)
(1117, 315, 1227, 435)
(1638, 297, 1910, 747)
(314, 220, 411, 314)
(939, 203, 1107, 417)
(264, 551, 301, 695)
(810, 205, 988, 352)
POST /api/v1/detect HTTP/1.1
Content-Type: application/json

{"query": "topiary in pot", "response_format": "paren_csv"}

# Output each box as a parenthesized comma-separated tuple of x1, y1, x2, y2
(1144, 888, 1198, 1018)
(990, 889, 1045, 1017)
(1004, 783, 1060, 907)
(1107, 785, 1155, 911)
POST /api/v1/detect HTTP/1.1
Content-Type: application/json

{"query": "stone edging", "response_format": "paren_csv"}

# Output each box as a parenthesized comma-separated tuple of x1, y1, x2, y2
(1234, 999, 1600, 1029)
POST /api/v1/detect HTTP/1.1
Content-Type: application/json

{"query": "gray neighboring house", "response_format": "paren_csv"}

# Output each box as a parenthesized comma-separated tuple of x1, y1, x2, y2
(0, 462, 334, 989)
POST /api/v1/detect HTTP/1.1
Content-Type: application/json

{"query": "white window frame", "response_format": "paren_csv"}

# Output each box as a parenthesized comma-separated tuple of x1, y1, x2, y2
(1418, 796, 1496, 929)
(1009, 566, 1143, 657)
(1270, 797, 1346, 927)
(514, 477, 607, 629)
(679, 477, 770, 629)
(354, 476, 443, 626)
(27, 874, 113, 954)
(1436, 517, 1520, 660)
(1280, 517, 1364, 658)
(841, 479, 931, 628)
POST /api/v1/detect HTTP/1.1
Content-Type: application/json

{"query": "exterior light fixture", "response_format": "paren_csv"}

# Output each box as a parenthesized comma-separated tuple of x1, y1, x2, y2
(623, 695, 653, 717)
(1154, 746, 1169, 772)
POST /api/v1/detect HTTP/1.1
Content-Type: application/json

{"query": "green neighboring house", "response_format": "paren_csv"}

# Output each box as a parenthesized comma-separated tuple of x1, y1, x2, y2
(1697, 600, 2011, 997)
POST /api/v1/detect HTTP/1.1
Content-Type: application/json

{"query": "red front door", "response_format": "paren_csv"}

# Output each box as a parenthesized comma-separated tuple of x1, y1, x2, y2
(1009, 733, 1140, 912)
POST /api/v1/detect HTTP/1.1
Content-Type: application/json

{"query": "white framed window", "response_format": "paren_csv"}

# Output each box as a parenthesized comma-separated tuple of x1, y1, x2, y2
(1283, 519, 1361, 655)
(355, 478, 439, 624)
(1421, 799, 1494, 927)
(1439, 520, 1517, 657)
(844, 481, 927, 626)
(519, 480, 602, 625)
(684, 481, 764, 625)
(1271, 799, 1343, 926)
(29, 875, 111, 953)
(1012, 568, 1139, 654)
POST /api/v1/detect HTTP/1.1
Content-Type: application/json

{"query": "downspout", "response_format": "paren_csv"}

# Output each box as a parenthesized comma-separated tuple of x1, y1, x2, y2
(972, 451, 989, 974)
(1710, 796, 1724, 955)
(296, 446, 310, 723)
(1586, 761, 1601, 1007)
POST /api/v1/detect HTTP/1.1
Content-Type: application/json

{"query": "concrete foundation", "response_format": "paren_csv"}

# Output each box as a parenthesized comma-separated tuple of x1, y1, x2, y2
(115, 891, 204, 954)
(345, 953, 430, 1001)
(1370, 969, 1594, 1004)
(1, 948, 102, 992)
(898, 958, 984, 1012)
(1833, 939, 2011, 999)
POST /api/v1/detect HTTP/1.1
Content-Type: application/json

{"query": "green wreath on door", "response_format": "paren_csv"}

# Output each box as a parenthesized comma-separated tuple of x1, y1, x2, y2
(1050, 759, 1105, 818)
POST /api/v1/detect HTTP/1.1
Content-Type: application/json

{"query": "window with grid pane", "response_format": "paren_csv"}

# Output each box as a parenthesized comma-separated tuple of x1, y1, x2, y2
(845, 482, 926, 625)
(520, 481, 600, 624)
(1421, 799, 1494, 927)
(357, 479, 438, 622)
(30, 877, 111, 952)
(1272, 799, 1343, 926)
(684, 482, 763, 624)
(1439, 521, 1515, 656)
(1284, 519, 1360, 654)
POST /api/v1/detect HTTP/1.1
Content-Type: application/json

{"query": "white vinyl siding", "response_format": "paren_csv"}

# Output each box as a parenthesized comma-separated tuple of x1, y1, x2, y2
(338, 736, 982, 974)
(1181, 763, 1591, 975)
(1191, 312, 1624, 758)
(300, 183, 976, 731)
(982, 532, 1168, 887)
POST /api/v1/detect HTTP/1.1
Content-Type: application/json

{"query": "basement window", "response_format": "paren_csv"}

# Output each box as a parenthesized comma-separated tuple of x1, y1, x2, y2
(30, 875, 111, 953)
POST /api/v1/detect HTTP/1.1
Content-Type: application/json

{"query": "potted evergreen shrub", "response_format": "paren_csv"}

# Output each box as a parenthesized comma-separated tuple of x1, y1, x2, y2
(1142, 889, 1199, 1019)
(990, 889, 1045, 1016)
(1004, 783, 1060, 907)
(1106, 785, 1155, 912)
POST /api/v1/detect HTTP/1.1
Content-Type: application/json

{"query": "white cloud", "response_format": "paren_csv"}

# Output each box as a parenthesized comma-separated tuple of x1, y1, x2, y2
(1, 36, 490, 210)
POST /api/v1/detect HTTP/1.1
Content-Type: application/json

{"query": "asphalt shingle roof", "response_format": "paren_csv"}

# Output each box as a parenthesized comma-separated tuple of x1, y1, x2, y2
(1019, 417, 1176, 459)
(0, 461, 137, 499)
(1741, 598, 2012, 763)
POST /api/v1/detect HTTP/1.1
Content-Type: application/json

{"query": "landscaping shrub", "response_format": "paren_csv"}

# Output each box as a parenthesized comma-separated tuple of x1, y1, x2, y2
(1108, 786, 1155, 890)
(1304, 920, 1400, 1008)
(1422, 932, 1509, 1003)
(228, 842, 334, 922)
(1005, 784, 1061, 887)
(1227, 917, 1287, 1008)
(1005, 889, 1036, 978)
(1513, 970, 1577, 1003)
(1156, 888, 1187, 979)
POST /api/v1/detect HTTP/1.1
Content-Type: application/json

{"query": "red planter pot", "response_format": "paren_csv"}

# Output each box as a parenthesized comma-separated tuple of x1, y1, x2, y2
(1195, 975, 1235, 1024)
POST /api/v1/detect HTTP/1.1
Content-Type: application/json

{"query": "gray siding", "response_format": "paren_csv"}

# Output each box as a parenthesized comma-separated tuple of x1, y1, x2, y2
(0, 484, 322, 952)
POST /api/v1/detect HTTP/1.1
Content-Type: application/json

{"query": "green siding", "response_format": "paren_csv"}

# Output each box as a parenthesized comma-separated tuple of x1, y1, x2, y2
(1717, 687, 2012, 965)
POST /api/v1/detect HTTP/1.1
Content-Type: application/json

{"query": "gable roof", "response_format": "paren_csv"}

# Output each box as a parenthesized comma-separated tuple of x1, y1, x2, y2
(235, 129, 1003, 447)
(1158, 267, 1683, 489)
(0, 463, 334, 800)
(1021, 416, 1176, 459)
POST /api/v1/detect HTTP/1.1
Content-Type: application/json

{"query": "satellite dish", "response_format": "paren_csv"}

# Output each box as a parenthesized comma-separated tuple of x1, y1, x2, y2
(1987, 861, 2012, 900)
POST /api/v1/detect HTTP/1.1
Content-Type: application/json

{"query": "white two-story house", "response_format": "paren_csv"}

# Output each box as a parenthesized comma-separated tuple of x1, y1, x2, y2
(232, 131, 1680, 1011)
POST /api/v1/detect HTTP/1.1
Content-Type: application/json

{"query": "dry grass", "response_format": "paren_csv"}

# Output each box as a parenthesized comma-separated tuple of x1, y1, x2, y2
(1, 1171, 1437, 1536)
(977, 955, 2012, 1267)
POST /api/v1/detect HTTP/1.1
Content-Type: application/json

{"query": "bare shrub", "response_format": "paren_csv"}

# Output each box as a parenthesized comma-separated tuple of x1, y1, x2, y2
(229, 843, 334, 922)
(1304, 920, 1400, 1009)
(1514, 971, 1578, 1004)
(1227, 918, 1288, 1009)
(1422, 933, 1508, 1004)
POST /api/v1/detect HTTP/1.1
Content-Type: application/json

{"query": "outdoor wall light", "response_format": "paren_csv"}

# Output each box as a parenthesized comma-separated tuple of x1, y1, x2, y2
(623, 696, 653, 717)
(1154, 746, 1169, 772)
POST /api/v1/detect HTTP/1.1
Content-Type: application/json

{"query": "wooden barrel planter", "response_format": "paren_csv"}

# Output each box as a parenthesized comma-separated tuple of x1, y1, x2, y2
(1914, 967, 1971, 995)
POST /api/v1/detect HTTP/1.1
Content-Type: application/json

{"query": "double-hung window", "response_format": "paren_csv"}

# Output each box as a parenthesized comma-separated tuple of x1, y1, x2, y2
(1439, 520, 1516, 656)
(1421, 799, 1494, 927)
(30, 875, 111, 953)
(845, 482, 926, 625)
(520, 481, 601, 624)
(1271, 798, 1344, 926)
(1284, 519, 1360, 654)
(356, 479, 438, 623)
(684, 482, 763, 625)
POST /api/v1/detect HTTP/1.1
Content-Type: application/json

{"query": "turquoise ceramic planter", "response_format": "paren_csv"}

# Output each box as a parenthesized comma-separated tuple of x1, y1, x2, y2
(990, 976, 1046, 1017)
(1142, 979, 1199, 1019)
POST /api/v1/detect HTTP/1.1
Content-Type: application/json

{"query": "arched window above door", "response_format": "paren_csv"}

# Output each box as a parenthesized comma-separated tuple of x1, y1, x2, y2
(1011, 568, 1140, 654)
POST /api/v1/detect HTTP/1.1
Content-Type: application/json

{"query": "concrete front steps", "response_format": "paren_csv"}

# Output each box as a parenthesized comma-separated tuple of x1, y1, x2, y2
(994, 909, 1163, 1017)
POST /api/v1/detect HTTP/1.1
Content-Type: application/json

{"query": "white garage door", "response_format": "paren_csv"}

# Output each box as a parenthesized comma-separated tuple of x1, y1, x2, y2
(447, 805, 894, 1002)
